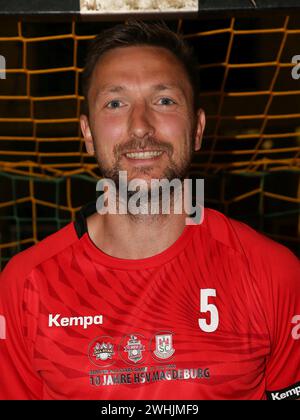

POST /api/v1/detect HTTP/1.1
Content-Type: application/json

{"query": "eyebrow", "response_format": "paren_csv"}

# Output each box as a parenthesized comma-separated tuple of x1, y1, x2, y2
(97, 83, 185, 96)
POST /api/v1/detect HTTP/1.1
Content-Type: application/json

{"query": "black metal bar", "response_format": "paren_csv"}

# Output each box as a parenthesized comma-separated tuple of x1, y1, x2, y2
(0, 0, 300, 15)
(199, 0, 300, 12)
(0, 0, 79, 13)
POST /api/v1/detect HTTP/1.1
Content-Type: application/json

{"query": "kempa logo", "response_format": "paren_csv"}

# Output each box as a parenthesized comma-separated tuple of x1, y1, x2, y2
(270, 385, 300, 400)
(48, 313, 103, 329)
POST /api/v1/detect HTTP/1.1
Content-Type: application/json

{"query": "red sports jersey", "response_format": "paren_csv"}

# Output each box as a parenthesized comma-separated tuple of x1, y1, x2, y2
(0, 202, 299, 400)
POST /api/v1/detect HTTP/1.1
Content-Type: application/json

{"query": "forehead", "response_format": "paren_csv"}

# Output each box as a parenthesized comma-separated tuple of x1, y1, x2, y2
(90, 45, 192, 94)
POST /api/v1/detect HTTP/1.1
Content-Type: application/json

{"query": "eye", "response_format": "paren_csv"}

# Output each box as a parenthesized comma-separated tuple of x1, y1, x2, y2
(157, 97, 176, 106)
(106, 100, 124, 109)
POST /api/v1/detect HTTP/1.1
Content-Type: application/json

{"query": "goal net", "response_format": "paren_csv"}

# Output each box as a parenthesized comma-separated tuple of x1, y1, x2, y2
(0, 10, 299, 267)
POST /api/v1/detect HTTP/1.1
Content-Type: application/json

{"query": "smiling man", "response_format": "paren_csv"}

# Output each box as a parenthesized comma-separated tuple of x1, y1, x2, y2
(0, 20, 299, 400)
(80, 30, 205, 255)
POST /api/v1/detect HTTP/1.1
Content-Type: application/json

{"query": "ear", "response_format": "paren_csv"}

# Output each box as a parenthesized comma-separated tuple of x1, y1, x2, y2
(194, 108, 206, 152)
(80, 115, 95, 156)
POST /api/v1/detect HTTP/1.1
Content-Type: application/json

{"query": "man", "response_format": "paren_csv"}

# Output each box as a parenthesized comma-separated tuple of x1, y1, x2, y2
(0, 20, 299, 400)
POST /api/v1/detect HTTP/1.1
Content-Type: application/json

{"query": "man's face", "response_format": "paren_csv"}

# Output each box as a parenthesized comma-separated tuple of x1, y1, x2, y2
(80, 45, 205, 186)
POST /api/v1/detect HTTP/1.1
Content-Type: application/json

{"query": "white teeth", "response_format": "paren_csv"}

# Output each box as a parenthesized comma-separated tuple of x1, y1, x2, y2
(125, 151, 163, 159)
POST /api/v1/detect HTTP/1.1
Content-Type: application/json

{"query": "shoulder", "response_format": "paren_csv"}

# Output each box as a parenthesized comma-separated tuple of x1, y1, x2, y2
(201, 208, 299, 284)
(0, 222, 78, 290)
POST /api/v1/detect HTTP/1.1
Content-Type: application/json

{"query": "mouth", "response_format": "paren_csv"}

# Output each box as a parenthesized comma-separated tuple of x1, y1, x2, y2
(124, 150, 164, 160)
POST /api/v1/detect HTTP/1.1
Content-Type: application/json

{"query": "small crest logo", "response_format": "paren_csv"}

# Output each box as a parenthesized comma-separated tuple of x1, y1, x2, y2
(153, 333, 175, 360)
(92, 341, 114, 361)
(88, 335, 116, 367)
(124, 335, 145, 364)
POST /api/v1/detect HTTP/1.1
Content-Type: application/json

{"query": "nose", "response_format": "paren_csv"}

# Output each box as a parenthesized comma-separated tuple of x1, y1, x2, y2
(128, 101, 155, 140)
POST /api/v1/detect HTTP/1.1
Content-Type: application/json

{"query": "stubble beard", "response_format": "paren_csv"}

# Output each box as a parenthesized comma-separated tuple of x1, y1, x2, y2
(93, 133, 194, 222)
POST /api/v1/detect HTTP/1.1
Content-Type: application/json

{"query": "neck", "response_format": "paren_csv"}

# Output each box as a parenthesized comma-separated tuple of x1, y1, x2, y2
(87, 179, 195, 259)
(87, 210, 187, 260)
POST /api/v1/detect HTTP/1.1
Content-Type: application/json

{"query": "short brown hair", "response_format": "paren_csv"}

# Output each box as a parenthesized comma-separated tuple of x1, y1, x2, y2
(82, 20, 200, 114)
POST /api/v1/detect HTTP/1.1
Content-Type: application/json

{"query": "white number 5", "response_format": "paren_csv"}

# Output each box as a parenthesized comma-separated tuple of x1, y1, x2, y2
(198, 289, 219, 333)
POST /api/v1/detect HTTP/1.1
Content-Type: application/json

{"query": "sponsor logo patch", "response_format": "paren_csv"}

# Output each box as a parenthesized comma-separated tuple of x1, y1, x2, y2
(123, 335, 146, 364)
(88, 335, 117, 367)
(48, 313, 103, 329)
(153, 333, 175, 360)
(266, 382, 300, 400)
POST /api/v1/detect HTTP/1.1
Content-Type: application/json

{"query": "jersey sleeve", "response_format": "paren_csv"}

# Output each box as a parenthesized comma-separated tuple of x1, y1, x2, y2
(257, 242, 300, 400)
(0, 256, 43, 400)
(228, 217, 300, 400)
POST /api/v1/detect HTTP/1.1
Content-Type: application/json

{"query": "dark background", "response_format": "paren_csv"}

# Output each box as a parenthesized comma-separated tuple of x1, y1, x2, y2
(0, 5, 299, 268)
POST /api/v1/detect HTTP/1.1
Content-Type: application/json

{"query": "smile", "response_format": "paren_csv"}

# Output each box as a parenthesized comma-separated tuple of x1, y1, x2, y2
(125, 150, 164, 160)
